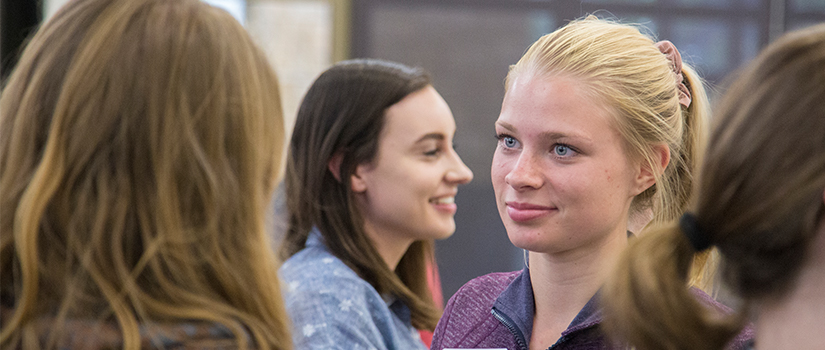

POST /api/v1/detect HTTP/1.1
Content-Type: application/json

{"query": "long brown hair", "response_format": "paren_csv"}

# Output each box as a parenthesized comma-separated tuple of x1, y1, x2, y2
(603, 23, 825, 350)
(0, 0, 290, 348)
(282, 59, 441, 330)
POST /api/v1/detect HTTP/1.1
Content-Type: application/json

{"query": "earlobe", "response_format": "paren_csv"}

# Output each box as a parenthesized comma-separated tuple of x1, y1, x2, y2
(634, 144, 671, 195)
(327, 152, 344, 182)
(350, 166, 368, 193)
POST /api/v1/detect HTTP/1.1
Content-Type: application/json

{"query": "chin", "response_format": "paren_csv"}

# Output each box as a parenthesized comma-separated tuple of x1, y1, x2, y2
(506, 229, 552, 252)
(430, 221, 456, 240)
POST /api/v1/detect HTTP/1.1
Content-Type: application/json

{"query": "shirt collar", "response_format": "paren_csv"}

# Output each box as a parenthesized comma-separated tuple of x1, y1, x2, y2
(306, 228, 324, 247)
(493, 267, 535, 344)
(492, 267, 603, 342)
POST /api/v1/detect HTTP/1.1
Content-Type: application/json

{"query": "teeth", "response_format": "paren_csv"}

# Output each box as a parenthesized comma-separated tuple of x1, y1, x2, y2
(431, 197, 455, 204)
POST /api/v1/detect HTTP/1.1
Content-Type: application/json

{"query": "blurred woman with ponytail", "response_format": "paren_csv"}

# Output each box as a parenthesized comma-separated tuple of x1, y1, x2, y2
(603, 23, 825, 350)
(0, 0, 291, 348)
(431, 16, 752, 350)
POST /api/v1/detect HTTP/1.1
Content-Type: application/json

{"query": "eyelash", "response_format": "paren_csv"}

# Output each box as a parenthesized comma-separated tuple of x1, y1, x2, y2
(496, 133, 578, 158)
(495, 133, 518, 148)
(424, 141, 458, 157)
(552, 143, 576, 158)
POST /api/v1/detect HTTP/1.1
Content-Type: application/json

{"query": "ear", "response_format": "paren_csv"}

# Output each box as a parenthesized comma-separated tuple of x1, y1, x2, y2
(327, 152, 344, 182)
(350, 164, 369, 193)
(633, 144, 671, 196)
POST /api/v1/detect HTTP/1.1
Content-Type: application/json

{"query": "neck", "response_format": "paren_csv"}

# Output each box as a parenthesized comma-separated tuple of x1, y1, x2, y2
(528, 227, 628, 349)
(755, 223, 825, 350)
(362, 220, 414, 271)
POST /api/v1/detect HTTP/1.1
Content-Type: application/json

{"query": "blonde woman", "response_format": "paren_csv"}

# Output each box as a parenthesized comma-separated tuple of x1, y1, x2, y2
(0, 0, 290, 348)
(431, 16, 752, 350)
(603, 24, 825, 350)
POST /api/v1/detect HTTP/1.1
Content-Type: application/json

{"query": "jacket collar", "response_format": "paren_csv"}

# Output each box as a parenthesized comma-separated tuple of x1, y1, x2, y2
(493, 267, 536, 344)
(492, 267, 603, 343)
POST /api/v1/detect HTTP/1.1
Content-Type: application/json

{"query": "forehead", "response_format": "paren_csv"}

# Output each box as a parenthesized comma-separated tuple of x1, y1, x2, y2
(498, 74, 619, 138)
(381, 85, 456, 142)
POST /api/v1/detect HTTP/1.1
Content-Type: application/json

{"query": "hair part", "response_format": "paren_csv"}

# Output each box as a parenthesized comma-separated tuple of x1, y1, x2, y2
(603, 23, 825, 350)
(0, 0, 290, 348)
(282, 58, 441, 330)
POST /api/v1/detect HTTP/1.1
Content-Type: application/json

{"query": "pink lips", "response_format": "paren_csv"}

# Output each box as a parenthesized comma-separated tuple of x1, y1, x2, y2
(505, 201, 556, 222)
(430, 195, 458, 214)
(432, 202, 457, 214)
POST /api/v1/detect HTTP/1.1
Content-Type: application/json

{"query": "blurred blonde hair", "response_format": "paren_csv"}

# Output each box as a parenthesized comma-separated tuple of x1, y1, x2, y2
(506, 16, 714, 288)
(0, 0, 290, 348)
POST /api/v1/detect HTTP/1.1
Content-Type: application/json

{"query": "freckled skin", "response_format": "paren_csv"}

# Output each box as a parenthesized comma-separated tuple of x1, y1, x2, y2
(492, 75, 647, 255)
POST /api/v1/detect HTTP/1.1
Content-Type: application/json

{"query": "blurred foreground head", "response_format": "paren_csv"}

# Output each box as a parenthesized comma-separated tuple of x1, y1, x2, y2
(0, 0, 290, 348)
(603, 23, 825, 350)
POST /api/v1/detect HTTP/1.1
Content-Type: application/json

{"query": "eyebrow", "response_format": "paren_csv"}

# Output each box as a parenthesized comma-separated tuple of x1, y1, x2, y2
(415, 133, 446, 143)
(496, 121, 592, 143)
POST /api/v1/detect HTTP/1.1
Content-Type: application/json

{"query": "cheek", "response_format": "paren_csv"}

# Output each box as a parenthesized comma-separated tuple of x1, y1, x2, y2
(584, 166, 635, 208)
(491, 153, 510, 191)
(491, 151, 513, 178)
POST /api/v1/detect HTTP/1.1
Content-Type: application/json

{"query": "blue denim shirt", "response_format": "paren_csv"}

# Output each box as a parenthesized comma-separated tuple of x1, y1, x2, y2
(279, 231, 426, 350)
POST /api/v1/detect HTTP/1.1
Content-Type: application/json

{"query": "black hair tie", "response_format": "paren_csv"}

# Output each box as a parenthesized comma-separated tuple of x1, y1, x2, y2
(679, 213, 712, 251)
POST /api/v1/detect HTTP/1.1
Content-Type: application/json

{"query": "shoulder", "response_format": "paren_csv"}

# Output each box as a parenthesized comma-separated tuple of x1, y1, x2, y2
(280, 249, 402, 349)
(689, 288, 734, 313)
(449, 270, 521, 311)
(280, 245, 372, 294)
(688, 288, 755, 350)
(280, 245, 357, 280)
(280, 247, 379, 314)
(432, 271, 521, 348)
(144, 322, 245, 349)
(10, 317, 246, 349)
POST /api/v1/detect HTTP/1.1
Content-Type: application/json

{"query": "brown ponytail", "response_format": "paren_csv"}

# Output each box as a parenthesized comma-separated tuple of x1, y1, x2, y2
(603, 224, 742, 350)
(604, 23, 825, 350)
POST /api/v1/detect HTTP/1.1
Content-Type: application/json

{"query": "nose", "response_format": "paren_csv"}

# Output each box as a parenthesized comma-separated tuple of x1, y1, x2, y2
(446, 151, 473, 185)
(504, 152, 543, 190)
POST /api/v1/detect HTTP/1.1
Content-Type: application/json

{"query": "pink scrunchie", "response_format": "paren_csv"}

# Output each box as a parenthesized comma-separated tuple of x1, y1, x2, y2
(654, 40, 692, 109)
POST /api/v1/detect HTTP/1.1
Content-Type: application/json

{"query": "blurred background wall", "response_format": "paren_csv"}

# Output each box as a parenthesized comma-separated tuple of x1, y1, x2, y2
(4, 0, 824, 303)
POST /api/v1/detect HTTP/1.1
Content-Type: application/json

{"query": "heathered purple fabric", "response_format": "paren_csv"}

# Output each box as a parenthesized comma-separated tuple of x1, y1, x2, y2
(431, 271, 522, 349)
(431, 268, 754, 350)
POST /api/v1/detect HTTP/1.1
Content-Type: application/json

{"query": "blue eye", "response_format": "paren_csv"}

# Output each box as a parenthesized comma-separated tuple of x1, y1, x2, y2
(553, 145, 570, 156)
(505, 137, 517, 148)
(497, 135, 518, 148)
(553, 144, 575, 157)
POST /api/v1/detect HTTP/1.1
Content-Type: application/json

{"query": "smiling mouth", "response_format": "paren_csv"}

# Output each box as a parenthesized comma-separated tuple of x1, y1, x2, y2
(430, 197, 455, 204)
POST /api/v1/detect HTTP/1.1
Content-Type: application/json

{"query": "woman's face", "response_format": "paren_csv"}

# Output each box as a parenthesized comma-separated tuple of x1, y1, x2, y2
(492, 75, 650, 255)
(352, 85, 473, 247)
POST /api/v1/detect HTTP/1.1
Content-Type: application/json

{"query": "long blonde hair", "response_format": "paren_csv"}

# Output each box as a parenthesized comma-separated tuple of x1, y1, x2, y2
(602, 23, 825, 350)
(0, 0, 290, 348)
(507, 16, 713, 287)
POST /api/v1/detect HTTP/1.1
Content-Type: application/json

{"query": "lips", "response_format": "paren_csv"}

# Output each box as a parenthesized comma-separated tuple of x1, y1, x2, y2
(430, 195, 458, 214)
(505, 201, 556, 222)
